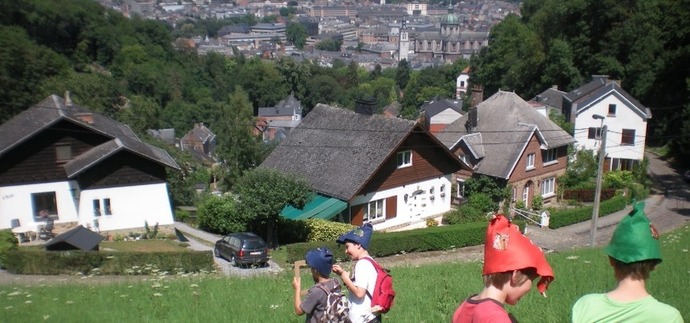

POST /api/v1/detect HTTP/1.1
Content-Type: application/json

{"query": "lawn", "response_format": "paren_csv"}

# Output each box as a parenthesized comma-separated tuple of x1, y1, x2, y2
(2, 225, 688, 322)
(100, 239, 191, 252)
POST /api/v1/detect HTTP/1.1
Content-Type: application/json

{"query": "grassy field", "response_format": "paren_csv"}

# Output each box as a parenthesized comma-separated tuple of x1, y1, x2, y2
(2, 225, 688, 322)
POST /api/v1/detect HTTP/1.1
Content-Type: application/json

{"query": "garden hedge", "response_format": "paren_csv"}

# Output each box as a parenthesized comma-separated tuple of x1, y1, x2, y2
(285, 221, 487, 263)
(2, 250, 214, 275)
(549, 195, 628, 229)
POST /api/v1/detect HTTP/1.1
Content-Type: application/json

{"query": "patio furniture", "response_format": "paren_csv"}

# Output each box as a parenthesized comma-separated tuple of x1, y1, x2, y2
(11, 219, 37, 243)
(38, 219, 55, 240)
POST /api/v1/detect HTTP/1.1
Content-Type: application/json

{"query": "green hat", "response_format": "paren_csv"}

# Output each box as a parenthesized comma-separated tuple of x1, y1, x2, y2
(604, 201, 662, 264)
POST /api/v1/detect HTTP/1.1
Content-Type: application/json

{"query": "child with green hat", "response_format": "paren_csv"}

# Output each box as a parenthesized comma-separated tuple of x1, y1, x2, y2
(571, 201, 683, 322)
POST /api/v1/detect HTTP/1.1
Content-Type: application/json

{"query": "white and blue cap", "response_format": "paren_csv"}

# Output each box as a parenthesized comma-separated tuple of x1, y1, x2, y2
(305, 247, 334, 277)
(336, 223, 373, 250)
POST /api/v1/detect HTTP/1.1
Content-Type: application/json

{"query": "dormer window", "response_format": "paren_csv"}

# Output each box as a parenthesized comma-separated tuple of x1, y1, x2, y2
(397, 150, 412, 168)
(608, 104, 616, 116)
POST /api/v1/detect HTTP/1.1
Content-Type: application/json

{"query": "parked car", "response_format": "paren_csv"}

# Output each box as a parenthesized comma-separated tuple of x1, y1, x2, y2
(214, 232, 270, 267)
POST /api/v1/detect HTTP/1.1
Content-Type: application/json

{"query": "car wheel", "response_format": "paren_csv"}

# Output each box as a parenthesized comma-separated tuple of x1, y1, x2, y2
(230, 255, 238, 267)
(213, 248, 220, 258)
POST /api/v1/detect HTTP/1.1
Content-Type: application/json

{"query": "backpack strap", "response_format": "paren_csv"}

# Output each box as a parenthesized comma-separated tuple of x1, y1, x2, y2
(359, 257, 381, 301)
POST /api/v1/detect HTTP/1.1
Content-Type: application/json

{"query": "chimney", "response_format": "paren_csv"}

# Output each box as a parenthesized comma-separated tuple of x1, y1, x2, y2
(354, 97, 376, 116)
(64, 91, 73, 107)
(470, 85, 483, 107)
(465, 107, 477, 133)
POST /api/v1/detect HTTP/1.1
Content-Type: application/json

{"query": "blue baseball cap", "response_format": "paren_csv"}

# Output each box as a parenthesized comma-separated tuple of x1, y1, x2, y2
(336, 223, 373, 250)
(305, 247, 334, 277)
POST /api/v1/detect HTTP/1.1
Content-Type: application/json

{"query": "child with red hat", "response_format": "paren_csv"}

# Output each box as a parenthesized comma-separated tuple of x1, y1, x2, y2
(572, 201, 683, 322)
(452, 214, 554, 322)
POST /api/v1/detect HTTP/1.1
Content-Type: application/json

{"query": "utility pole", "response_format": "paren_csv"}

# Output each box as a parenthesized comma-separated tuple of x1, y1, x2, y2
(590, 123, 607, 247)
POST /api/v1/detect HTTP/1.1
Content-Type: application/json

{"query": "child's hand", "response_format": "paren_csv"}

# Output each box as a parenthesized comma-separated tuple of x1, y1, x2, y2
(332, 264, 349, 279)
(292, 276, 300, 290)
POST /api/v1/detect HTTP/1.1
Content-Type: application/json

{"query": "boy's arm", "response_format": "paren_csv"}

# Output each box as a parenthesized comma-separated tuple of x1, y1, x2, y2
(333, 264, 367, 298)
(292, 276, 305, 315)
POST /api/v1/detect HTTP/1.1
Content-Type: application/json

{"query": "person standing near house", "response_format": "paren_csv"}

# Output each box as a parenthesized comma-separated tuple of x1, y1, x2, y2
(332, 223, 380, 323)
(572, 201, 683, 323)
(452, 214, 554, 322)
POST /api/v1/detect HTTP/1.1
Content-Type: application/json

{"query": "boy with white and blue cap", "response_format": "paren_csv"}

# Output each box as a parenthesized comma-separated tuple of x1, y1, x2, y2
(292, 247, 344, 322)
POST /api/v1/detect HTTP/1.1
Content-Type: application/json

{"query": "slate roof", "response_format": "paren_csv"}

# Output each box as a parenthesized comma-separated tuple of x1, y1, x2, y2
(532, 87, 567, 111)
(0, 95, 179, 171)
(260, 104, 418, 201)
(565, 77, 651, 119)
(435, 90, 575, 179)
(45, 225, 104, 251)
(258, 93, 302, 117)
(422, 99, 463, 118)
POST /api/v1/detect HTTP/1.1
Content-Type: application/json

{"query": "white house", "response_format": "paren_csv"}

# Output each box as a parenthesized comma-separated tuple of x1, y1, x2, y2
(563, 75, 652, 170)
(0, 94, 180, 237)
(456, 66, 470, 98)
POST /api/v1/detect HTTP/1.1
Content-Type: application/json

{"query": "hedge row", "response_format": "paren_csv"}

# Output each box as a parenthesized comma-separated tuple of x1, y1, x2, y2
(549, 195, 628, 229)
(3, 250, 214, 275)
(285, 222, 487, 263)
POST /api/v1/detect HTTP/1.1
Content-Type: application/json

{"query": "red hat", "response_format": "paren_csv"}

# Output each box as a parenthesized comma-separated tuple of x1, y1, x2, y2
(482, 214, 554, 295)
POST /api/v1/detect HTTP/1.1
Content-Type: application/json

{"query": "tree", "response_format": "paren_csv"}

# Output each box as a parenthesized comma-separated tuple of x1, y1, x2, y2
(233, 168, 312, 247)
(196, 195, 249, 234)
(316, 38, 342, 52)
(464, 175, 510, 205)
(276, 57, 311, 100)
(395, 59, 411, 90)
(286, 23, 307, 49)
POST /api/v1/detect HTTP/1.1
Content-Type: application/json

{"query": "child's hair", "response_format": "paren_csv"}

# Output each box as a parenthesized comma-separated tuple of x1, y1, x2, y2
(610, 257, 658, 281)
(483, 268, 539, 289)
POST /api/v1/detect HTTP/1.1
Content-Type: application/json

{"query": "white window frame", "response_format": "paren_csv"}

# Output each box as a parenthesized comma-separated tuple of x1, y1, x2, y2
(397, 150, 412, 168)
(543, 148, 557, 165)
(364, 199, 385, 222)
(522, 185, 529, 205)
(540, 177, 555, 197)
(456, 179, 465, 198)
(526, 153, 535, 170)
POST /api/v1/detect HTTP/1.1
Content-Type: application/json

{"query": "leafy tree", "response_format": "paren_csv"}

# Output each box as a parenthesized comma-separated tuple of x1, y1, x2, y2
(303, 74, 345, 115)
(233, 168, 312, 247)
(235, 59, 288, 109)
(286, 23, 307, 49)
(395, 59, 411, 90)
(117, 95, 160, 135)
(558, 149, 598, 190)
(276, 57, 311, 100)
(197, 195, 248, 234)
(316, 38, 342, 52)
(464, 175, 510, 205)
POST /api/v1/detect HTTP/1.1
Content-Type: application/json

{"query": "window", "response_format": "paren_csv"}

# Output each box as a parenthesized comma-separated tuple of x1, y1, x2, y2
(540, 177, 555, 197)
(364, 199, 385, 222)
(611, 158, 635, 171)
(526, 153, 535, 169)
(522, 185, 529, 205)
(543, 148, 558, 164)
(32, 192, 58, 221)
(608, 104, 616, 116)
(93, 199, 101, 216)
(588, 127, 603, 139)
(512, 187, 517, 202)
(459, 153, 467, 164)
(104, 198, 112, 215)
(396, 150, 412, 168)
(55, 144, 72, 162)
(621, 129, 635, 145)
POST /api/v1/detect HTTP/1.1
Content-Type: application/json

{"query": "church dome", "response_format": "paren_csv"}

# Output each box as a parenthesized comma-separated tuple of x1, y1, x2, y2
(441, 12, 460, 25)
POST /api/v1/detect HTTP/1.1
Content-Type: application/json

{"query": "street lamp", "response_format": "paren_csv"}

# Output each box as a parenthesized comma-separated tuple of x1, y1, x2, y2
(590, 114, 607, 247)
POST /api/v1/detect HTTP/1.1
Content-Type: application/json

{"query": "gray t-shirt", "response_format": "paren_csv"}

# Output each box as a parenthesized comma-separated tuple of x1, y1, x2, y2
(300, 278, 340, 323)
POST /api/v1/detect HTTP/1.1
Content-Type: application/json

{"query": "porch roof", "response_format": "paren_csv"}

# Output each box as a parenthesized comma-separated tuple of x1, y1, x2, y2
(280, 194, 347, 221)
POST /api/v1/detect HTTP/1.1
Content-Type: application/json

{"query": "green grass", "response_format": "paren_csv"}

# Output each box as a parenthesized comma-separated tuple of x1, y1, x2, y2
(100, 239, 191, 252)
(2, 225, 688, 322)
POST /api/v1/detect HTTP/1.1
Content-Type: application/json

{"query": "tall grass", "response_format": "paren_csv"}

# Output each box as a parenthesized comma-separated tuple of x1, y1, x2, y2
(2, 225, 688, 322)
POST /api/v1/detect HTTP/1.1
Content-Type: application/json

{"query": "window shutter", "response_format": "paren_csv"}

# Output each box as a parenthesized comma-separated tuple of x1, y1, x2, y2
(350, 204, 364, 226)
(385, 196, 397, 219)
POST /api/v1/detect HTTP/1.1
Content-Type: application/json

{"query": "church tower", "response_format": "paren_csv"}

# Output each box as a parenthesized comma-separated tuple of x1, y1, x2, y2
(398, 19, 409, 62)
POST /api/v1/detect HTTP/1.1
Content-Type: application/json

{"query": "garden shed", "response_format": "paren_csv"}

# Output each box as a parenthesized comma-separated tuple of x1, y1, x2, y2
(45, 225, 105, 251)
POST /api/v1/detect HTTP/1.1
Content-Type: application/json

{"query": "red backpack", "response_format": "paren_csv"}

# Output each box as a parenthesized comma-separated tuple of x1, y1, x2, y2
(360, 257, 396, 314)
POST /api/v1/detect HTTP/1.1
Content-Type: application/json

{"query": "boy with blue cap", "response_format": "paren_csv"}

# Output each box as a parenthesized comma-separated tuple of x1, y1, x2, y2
(332, 223, 381, 323)
(292, 247, 344, 322)
(572, 201, 683, 322)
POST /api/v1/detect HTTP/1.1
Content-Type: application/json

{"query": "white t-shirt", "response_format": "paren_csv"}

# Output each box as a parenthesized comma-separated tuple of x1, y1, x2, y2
(348, 257, 378, 323)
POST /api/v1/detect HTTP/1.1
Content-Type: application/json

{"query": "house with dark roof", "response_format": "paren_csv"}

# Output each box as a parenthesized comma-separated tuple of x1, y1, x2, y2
(261, 104, 469, 231)
(435, 90, 575, 208)
(256, 93, 303, 142)
(564, 75, 652, 171)
(530, 85, 567, 118)
(180, 123, 217, 165)
(0, 94, 180, 235)
(420, 98, 463, 133)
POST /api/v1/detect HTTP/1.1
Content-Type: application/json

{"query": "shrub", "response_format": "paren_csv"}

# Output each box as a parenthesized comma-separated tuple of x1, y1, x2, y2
(304, 219, 354, 242)
(426, 218, 439, 227)
(175, 209, 190, 222)
(531, 195, 543, 210)
(549, 195, 628, 228)
(443, 205, 486, 225)
(0, 229, 18, 268)
(3, 250, 214, 275)
(285, 222, 487, 263)
(197, 195, 249, 234)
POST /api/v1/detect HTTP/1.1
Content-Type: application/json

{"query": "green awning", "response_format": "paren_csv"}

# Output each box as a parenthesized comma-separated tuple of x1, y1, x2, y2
(281, 194, 348, 221)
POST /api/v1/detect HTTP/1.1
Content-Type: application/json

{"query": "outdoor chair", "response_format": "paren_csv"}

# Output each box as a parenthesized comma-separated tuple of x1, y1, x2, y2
(38, 219, 55, 240)
(11, 218, 30, 243)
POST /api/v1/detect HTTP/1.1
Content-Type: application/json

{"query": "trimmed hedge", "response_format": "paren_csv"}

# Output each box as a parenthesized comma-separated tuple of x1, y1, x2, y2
(3, 250, 214, 275)
(285, 222, 487, 263)
(549, 195, 628, 229)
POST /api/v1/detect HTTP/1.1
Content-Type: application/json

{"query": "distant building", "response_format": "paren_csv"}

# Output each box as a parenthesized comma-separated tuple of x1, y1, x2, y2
(413, 7, 489, 62)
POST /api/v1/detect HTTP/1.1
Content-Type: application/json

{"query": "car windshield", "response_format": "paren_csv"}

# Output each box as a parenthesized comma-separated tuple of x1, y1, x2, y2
(243, 239, 266, 249)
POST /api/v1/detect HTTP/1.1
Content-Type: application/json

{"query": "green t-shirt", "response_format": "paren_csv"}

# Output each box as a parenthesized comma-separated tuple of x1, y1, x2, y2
(572, 294, 683, 323)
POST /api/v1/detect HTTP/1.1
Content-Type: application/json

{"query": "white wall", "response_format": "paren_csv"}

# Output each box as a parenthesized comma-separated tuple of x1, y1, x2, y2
(351, 176, 453, 231)
(79, 183, 174, 232)
(574, 93, 647, 161)
(0, 181, 79, 229)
